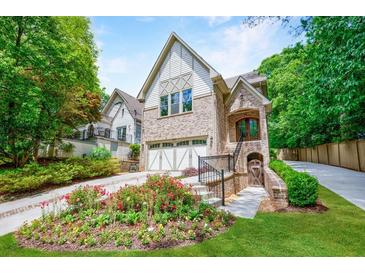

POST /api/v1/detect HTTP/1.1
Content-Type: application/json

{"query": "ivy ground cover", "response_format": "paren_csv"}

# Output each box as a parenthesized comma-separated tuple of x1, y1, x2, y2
(15, 175, 235, 251)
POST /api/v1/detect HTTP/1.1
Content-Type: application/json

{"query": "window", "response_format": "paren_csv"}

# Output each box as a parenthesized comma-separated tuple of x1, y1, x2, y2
(117, 126, 126, 141)
(170, 92, 180, 115)
(149, 143, 160, 149)
(236, 118, 260, 141)
(177, 140, 189, 147)
(105, 128, 111, 138)
(249, 119, 258, 138)
(182, 89, 192, 112)
(135, 123, 141, 144)
(121, 109, 124, 117)
(162, 143, 173, 147)
(160, 95, 168, 117)
(192, 139, 207, 145)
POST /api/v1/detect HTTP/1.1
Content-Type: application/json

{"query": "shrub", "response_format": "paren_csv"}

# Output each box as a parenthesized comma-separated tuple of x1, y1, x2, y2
(269, 160, 318, 207)
(182, 167, 198, 177)
(0, 158, 120, 195)
(89, 147, 112, 160)
(129, 144, 140, 159)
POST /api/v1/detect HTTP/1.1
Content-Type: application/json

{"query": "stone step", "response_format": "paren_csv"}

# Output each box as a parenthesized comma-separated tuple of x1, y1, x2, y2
(195, 191, 214, 200)
(204, 197, 222, 207)
(191, 185, 209, 193)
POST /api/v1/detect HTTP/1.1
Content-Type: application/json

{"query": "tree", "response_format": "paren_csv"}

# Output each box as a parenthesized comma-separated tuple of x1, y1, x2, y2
(0, 17, 101, 167)
(256, 16, 365, 148)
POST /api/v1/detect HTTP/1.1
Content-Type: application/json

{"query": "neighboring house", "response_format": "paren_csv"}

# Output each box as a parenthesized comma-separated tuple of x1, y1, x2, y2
(137, 32, 271, 178)
(64, 88, 143, 160)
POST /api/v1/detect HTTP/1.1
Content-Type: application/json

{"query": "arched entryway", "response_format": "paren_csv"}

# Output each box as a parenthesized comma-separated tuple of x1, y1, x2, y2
(247, 152, 264, 186)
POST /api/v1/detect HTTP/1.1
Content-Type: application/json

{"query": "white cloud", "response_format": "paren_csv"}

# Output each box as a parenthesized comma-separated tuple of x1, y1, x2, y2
(205, 16, 232, 27)
(200, 21, 283, 77)
(92, 24, 109, 36)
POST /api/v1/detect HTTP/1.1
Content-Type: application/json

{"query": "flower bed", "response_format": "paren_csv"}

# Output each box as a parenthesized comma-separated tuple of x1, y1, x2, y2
(16, 175, 235, 251)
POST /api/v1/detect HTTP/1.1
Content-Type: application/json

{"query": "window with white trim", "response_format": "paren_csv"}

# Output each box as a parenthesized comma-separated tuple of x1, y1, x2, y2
(176, 140, 190, 147)
(192, 139, 207, 145)
(162, 143, 173, 148)
(149, 144, 160, 149)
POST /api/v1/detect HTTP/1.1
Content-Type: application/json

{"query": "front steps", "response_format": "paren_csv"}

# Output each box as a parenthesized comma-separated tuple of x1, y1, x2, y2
(181, 176, 223, 207)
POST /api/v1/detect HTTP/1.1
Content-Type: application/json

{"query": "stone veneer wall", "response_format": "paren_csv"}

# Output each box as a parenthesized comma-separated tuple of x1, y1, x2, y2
(140, 94, 219, 171)
(224, 82, 270, 173)
(263, 167, 288, 209)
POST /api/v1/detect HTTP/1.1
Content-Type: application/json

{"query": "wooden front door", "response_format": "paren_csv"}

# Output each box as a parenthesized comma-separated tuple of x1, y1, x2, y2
(248, 159, 263, 186)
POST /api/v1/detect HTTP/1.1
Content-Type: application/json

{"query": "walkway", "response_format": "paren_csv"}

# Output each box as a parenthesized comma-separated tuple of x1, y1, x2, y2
(0, 171, 181, 236)
(220, 187, 268, 219)
(285, 161, 365, 210)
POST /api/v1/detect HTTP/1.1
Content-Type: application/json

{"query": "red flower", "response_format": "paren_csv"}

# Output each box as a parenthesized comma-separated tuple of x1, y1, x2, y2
(117, 201, 123, 211)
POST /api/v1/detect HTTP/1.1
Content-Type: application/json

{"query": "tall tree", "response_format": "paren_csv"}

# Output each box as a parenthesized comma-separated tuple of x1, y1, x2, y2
(0, 17, 101, 166)
(256, 16, 365, 148)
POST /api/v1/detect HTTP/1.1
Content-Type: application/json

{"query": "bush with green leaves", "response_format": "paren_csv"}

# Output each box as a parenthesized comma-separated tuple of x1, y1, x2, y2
(0, 158, 120, 196)
(269, 160, 318, 207)
(129, 144, 140, 159)
(89, 147, 112, 160)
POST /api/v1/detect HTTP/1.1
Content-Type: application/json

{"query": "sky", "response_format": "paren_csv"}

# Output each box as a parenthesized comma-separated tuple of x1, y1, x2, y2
(90, 16, 303, 96)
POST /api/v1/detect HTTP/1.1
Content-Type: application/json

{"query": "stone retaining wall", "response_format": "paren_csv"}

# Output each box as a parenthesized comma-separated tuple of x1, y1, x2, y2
(263, 167, 288, 209)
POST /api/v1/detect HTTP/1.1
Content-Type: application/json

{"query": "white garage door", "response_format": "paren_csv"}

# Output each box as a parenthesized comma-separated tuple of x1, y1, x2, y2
(147, 139, 207, 171)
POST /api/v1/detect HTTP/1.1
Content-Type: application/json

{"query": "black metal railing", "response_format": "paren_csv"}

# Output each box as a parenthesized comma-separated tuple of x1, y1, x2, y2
(198, 156, 226, 206)
(232, 133, 245, 171)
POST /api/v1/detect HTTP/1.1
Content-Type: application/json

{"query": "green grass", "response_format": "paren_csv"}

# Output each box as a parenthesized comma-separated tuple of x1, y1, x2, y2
(1, 185, 364, 256)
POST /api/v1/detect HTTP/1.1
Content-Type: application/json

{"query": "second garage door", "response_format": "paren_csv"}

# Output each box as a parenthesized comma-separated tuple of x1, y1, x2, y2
(147, 139, 207, 171)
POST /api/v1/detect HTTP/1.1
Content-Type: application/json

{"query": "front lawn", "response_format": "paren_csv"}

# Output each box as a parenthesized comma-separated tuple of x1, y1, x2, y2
(1, 185, 365, 256)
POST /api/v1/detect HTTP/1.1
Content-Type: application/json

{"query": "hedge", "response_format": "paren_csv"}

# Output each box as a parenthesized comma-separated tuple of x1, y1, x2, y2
(269, 160, 319, 207)
(0, 158, 120, 195)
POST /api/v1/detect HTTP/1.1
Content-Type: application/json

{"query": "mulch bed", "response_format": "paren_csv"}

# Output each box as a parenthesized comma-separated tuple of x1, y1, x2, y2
(276, 200, 328, 213)
(15, 220, 234, 252)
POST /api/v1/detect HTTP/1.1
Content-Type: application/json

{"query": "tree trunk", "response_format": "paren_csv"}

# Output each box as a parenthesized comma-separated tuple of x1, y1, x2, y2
(33, 139, 41, 162)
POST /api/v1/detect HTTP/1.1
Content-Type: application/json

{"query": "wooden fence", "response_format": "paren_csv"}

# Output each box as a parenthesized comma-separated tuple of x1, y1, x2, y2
(277, 139, 365, 172)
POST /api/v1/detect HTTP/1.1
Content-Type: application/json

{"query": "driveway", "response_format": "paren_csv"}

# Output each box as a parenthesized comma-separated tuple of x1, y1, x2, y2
(0, 171, 181, 236)
(285, 161, 365, 210)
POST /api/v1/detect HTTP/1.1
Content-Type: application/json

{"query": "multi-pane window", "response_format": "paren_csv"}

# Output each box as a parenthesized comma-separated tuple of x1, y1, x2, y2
(160, 95, 168, 117)
(149, 143, 160, 149)
(236, 118, 260, 141)
(162, 143, 173, 148)
(177, 140, 190, 147)
(160, 88, 192, 117)
(117, 126, 126, 141)
(192, 139, 207, 145)
(170, 92, 180, 115)
(182, 89, 192, 112)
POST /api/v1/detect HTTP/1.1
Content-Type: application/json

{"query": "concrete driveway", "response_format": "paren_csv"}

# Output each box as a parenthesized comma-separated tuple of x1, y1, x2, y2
(0, 171, 181, 236)
(285, 161, 365, 210)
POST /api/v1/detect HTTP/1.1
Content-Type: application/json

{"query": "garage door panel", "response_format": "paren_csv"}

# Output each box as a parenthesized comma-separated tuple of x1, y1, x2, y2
(161, 148, 174, 170)
(148, 150, 160, 170)
(176, 147, 189, 170)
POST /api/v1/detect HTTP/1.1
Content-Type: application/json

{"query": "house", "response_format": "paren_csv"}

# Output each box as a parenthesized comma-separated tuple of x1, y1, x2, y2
(137, 32, 271, 183)
(64, 88, 143, 160)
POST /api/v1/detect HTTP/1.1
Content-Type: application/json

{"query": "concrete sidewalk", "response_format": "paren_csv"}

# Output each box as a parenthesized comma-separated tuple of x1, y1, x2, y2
(220, 187, 268, 219)
(285, 161, 365, 210)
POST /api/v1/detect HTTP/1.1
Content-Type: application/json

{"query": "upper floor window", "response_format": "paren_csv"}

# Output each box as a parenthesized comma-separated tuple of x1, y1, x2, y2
(236, 118, 260, 141)
(160, 88, 192, 117)
(170, 92, 180, 115)
(160, 95, 168, 117)
(182, 89, 192, 112)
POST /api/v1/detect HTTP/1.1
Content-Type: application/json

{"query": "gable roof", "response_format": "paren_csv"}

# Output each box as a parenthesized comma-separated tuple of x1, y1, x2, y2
(226, 75, 271, 111)
(103, 88, 144, 121)
(137, 32, 220, 100)
(224, 71, 267, 90)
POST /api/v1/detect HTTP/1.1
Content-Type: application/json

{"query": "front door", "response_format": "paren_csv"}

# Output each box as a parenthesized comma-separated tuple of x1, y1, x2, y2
(248, 159, 263, 186)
